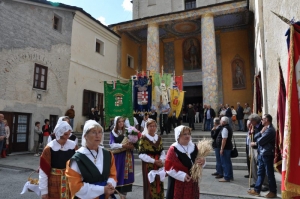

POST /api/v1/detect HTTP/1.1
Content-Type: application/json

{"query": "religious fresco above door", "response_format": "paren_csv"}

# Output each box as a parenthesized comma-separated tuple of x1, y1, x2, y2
(231, 55, 246, 90)
(183, 37, 201, 70)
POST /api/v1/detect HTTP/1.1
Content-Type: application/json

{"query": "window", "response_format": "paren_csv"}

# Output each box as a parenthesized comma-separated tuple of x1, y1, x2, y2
(82, 89, 103, 116)
(53, 14, 62, 31)
(33, 64, 48, 90)
(95, 39, 104, 55)
(127, 55, 134, 69)
(185, 0, 196, 10)
(148, 0, 156, 6)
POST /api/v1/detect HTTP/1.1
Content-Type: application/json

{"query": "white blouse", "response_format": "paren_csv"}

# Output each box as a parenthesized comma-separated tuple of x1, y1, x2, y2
(138, 133, 166, 164)
(39, 139, 76, 195)
(69, 146, 117, 199)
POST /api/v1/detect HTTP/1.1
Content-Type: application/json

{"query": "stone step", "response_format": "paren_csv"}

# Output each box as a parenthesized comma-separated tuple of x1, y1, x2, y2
(205, 162, 247, 170)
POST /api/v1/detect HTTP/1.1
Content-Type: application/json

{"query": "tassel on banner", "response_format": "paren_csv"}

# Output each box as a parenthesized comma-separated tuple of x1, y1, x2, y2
(112, 80, 116, 89)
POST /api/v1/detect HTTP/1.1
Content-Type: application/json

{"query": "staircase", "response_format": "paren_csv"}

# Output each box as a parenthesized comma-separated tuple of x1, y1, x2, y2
(74, 122, 248, 170)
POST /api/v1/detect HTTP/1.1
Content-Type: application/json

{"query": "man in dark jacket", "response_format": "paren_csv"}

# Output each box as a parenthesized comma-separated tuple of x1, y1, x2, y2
(248, 114, 277, 198)
(211, 118, 223, 177)
(247, 114, 268, 192)
(187, 104, 195, 130)
(236, 102, 244, 131)
(204, 105, 216, 131)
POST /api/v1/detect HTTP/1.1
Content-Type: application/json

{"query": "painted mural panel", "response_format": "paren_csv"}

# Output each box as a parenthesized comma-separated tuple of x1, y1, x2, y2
(183, 37, 201, 70)
(231, 55, 246, 90)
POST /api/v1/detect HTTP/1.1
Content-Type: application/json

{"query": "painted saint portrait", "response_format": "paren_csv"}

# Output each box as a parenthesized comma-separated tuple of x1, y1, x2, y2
(183, 38, 201, 70)
(231, 55, 246, 90)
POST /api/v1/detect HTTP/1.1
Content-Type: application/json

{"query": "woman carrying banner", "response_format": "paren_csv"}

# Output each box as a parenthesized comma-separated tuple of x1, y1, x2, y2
(109, 116, 135, 199)
(39, 121, 77, 199)
(66, 120, 117, 199)
(165, 125, 205, 199)
(138, 119, 166, 199)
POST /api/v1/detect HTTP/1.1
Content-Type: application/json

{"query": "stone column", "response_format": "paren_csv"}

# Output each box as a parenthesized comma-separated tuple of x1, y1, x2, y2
(147, 23, 160, 72)
(201, 13, 218, 111)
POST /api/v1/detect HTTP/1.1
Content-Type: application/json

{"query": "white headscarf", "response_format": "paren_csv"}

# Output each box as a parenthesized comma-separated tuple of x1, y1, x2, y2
(114, 116, 121, 128)
(53, 121, 72, 140)
(82, 120, 104, 147)
(142, 119, 157, 135)
(55, 116, 70, 129)
(174, 125, 193, 145)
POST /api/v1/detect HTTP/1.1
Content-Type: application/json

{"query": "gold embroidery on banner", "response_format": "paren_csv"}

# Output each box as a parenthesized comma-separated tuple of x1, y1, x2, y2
(284, 25, 300, 196)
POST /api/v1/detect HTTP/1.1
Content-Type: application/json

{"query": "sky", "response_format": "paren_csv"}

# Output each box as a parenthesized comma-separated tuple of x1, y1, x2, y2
(51, 0, 133, 25)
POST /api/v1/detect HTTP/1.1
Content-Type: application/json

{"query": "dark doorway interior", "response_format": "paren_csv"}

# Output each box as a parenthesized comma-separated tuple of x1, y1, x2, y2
(183, 86, 202, 105)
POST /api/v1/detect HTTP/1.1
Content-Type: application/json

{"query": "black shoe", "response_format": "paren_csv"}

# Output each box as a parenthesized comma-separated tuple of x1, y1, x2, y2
(261, 186, 269, 192)
(250, 184, 255, 188)
(215, 175, 223, 179)
(211, 172, 218, 176)
(244, 175, 249, 178)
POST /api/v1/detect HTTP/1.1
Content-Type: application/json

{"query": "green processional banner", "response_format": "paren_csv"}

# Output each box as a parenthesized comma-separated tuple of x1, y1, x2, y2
(104, 80, 133, 127)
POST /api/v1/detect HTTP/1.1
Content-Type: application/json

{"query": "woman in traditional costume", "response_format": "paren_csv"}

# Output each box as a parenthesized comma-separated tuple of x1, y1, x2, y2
(39, 121, 76, 199)
(66, 120, 117, 199)
(165, 125, 205, 199)
(109, 116, 134, 198)
(138, 119, 165, 199)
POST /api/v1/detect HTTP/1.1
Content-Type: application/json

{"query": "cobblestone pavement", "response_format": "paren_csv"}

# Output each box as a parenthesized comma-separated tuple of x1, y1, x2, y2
(1, 168, 241, 199)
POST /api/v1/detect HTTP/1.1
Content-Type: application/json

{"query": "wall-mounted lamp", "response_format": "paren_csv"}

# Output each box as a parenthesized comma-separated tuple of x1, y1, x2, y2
(37, 94, 42, 100)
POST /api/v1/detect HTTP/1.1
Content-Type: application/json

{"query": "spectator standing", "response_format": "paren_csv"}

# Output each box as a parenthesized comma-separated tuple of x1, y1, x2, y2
(211, 118, 223, 178)
(65, 105, 75, 128)
(0, 114, 5, 158)
(216, 116, 233, 182)
(1, 119, 10, 157)
(159, 101, 170, 135)
(248, 114, 277, 198)
(236, 102, 244, 131)
(243, 103, 251, 132)
(42, 119, 52, 148)
(89, 108, 96, 120)
(33, 122, 42, 157)
(231, 106, 237, 131)
(204, 105, 216, 131)
(225, 104, 233, 130)
(94, 107, 100, 123)
(149, 106, 158, 122)
(248, 114, 269, 191)
(140, 113, 149, 132)
(187, 104, 195, 130)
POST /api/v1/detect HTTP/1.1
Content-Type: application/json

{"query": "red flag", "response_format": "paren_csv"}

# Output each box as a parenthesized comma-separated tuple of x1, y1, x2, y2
(175, 76, 183, 91)
(255, 74, 263, 114)
(282, 24, 300, 199)
(274, 63, 286, 173)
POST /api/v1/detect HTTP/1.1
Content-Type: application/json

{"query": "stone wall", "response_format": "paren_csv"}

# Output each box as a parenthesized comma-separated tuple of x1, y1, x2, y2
(0, 0, 73, 150)
(249, 0, 300, 121)
(132, 0, 235, 19)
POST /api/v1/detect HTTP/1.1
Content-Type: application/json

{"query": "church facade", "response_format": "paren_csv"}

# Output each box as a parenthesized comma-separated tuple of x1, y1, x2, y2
(110, 0, 254, 110)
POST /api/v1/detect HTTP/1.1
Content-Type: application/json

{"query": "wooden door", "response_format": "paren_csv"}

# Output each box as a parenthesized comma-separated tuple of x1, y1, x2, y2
(11, 113, 30, 152)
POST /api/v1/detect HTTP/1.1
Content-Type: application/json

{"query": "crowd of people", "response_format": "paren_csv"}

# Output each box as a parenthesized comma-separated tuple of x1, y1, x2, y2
(1, 101, 279, 199)
(210, 112, 278, 198)
(27, 112, 205, 199)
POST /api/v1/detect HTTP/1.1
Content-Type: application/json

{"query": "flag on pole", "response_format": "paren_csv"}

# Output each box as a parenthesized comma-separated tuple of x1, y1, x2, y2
(169, 89, 184, 118)
(175, 76, 183, 91)
(133, 76, 152, 112)
(274, 63, 286, 173)
(281, 23, 300, 199)
(104, 80, 133, 127)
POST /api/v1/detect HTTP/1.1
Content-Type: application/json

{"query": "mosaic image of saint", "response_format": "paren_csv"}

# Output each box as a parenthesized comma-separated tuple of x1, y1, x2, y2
(232, 59, 246, 89)
(183, 38, 201, 70)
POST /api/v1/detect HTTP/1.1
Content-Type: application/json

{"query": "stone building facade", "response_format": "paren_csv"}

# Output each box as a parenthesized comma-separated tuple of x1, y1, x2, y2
(0, 0, 119, 152)
(249, 0, 300, 121)
(111, 0, 254, 111)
